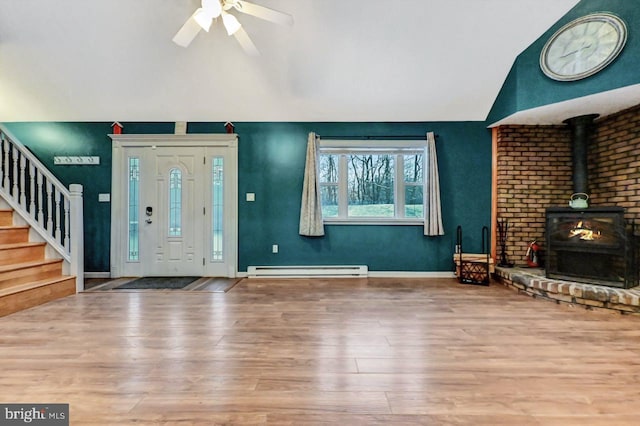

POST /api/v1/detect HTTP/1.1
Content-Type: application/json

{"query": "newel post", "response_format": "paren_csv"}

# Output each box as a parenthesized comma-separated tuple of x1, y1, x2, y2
(69, 184, 84, 292)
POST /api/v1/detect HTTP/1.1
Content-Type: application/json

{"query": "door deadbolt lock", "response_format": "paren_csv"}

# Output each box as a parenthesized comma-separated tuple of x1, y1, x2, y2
(146, 206, 153, 216)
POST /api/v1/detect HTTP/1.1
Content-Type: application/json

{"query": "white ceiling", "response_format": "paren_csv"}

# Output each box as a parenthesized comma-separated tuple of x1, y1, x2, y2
(0, 0, 582, 123)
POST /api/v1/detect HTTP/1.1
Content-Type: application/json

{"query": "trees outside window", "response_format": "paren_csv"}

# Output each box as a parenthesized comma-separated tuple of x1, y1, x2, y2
(319, 145, 424, 222)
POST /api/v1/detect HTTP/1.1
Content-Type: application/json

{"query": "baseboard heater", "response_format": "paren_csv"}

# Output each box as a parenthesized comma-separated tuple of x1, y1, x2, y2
(247, 265, 368, 278)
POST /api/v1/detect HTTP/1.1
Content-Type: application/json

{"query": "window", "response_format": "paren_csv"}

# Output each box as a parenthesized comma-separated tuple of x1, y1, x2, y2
(211, 157, 224, 261)
(168, 168, 182, 236)
(127, 157, 139, 261)
(319, 140, 425, 223)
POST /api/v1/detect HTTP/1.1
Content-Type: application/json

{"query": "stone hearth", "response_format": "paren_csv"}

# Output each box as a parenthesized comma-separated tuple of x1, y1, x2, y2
(494, 266, 640, 315)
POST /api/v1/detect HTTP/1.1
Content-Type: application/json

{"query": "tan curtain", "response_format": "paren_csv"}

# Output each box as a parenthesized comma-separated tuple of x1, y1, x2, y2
(424, 131, 444, 236)
(299, 132, 325, 236)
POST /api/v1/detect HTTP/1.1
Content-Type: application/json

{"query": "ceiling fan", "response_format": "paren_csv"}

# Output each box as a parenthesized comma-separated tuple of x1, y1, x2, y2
(172, 0, 294, 56)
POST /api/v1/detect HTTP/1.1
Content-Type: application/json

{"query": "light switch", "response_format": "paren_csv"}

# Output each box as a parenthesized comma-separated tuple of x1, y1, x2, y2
(246, 193, 255, 202)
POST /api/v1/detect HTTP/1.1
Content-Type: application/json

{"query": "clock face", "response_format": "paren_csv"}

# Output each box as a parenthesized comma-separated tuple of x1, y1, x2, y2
(540, 13, 627, 81)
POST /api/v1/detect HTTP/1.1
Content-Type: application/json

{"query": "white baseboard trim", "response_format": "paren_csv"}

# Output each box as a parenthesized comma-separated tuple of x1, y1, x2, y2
(85, 272, 111, 279)
(239, 270, 455, 279)
(247, 265, 368, 278)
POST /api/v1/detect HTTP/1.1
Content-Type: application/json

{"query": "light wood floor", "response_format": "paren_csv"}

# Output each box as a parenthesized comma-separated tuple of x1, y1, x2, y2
(1, 277, 640, 425)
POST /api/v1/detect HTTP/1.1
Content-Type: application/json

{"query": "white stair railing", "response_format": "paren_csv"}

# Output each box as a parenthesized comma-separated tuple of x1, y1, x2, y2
(0, 124, 84, 292)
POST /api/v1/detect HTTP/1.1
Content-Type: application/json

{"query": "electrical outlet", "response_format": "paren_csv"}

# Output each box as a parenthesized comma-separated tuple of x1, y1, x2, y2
(272, 244, 278, 253)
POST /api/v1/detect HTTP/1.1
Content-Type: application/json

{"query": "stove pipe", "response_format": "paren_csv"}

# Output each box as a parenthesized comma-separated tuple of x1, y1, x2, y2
(563, 114, 599, 195)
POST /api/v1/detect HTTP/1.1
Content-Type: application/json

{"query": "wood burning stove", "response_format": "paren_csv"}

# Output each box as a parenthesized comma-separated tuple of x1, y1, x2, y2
(546, 207, 638, 288)
(543, 114, 639, 288)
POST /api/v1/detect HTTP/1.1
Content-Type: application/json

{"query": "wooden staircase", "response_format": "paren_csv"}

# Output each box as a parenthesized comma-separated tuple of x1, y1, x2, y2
(0, 208, 75, 317)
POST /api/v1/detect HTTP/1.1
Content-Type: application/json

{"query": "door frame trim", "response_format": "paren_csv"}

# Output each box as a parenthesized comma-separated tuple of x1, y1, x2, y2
(109, 133, 238, 278)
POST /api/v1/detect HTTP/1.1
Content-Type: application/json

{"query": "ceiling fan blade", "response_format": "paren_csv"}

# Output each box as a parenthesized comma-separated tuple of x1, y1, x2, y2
(235, 1, 294, 26)
(172, 14, 202, 47)
(233, 27, 260, 56)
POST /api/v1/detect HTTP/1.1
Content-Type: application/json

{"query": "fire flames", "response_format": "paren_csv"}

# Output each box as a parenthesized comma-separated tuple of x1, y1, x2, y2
(568, 221, 602, 241)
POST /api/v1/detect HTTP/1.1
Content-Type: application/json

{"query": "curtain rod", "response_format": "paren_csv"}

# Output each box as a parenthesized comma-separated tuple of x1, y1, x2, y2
(317, 134, 438, 140)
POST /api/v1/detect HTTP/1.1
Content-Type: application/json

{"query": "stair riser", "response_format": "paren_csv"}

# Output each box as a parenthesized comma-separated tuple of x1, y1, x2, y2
(0, 211, 13, 226)
(0, 208, 76, 318)
(0, 245, 45, 266)
(0, 262, 63, 290)
(0, 228, 29, 244)
(0, 278, 76, 317)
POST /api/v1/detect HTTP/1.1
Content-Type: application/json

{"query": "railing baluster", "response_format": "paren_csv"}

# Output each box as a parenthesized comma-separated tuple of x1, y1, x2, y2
(64, 197, 70, 252)
(19, 155, 27, 209)
(37, 171, 44, 227)
(46, 180, 54, 237)
(29, 163, 36, 214)
(2, 134, 8, 189)
(12, 146, 19, 200)
(54, 189, 61, 243)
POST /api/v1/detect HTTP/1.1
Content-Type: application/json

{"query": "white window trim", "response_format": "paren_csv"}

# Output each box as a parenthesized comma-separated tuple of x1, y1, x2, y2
(319, 139, 427, 226)
(319, 139, 427, 149)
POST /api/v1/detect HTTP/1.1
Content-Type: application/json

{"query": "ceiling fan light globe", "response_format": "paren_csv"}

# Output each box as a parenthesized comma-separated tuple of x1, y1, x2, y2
(222, 12, 241, 35)
(201, 0, 222, 18)
(194, 8, 214, 31)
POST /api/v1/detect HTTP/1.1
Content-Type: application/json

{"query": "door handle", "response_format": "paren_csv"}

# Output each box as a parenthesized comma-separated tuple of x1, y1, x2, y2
(145, 218, 152, 224)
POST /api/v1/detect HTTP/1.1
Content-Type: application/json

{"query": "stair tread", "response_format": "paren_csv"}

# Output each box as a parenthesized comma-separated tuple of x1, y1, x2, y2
(0, 258, 63, 273)
(0, 225, 29, 230)
(0, 242, 46, 250)
(0, 275, 75, 297)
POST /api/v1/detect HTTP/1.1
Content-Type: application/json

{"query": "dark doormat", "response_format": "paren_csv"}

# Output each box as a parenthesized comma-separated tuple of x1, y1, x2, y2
(114, 277, 200, 290)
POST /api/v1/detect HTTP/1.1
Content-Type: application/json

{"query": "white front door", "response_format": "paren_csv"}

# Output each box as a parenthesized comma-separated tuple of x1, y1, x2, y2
(111, 135, 238, 278)
(140, 147, 204, 276)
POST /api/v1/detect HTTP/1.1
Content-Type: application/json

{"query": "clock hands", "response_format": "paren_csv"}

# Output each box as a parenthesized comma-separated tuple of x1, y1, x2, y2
(560, 43, 592, 58)
(560, 48, 580, 58)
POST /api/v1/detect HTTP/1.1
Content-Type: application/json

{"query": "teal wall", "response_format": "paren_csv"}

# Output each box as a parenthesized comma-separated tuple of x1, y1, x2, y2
(487, 0, 640, 124)
(4, 121, 492, 273)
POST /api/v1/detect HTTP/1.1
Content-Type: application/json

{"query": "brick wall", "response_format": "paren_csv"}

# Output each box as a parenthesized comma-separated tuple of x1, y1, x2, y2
(591, 104, 640, 221)
(495, 103, 640, 266)
(495, 125, 571, 264)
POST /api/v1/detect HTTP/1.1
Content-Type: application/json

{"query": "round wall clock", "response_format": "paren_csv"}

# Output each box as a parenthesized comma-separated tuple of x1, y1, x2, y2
(540, 12, 627, 82)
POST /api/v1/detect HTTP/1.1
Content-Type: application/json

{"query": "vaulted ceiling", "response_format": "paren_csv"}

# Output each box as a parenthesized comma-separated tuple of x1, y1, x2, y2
(0, 0, 580, 122)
